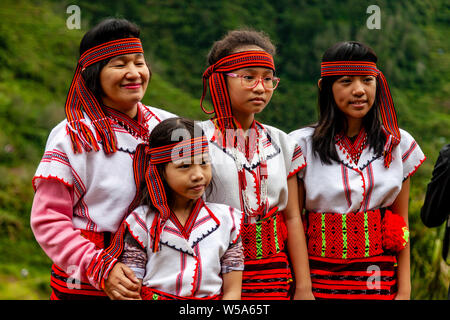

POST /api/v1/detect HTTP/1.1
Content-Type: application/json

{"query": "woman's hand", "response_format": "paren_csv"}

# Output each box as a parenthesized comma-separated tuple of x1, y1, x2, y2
(103, 262, 142, 300)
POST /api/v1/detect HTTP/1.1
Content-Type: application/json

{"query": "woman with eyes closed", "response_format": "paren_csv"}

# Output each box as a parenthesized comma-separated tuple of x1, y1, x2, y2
(30, 18, 176, 300)
(289, 41, 426, 300)
(199, 29, 314, 300)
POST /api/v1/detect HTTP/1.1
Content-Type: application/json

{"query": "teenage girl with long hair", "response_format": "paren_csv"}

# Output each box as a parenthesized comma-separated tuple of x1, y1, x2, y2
(200, 29, 314, 300)
(289, 41, 426, 300)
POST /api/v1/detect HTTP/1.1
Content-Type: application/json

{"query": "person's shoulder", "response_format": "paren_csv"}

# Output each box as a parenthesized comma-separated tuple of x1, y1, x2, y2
(398, 127, 422, 152)
(289, 126, 315, 141)
(260, 123, 285, 134)
(204, 202, 243, 230)
(199, 119, 214, 128)
(439, 143, 450, 162)
(44, 119, 75, 151)
(204, 201, 234, 213)
(259, 123, 291, 143)
(129, 205, 152, 222)
(48, 119, 68, 139)
(399, 128, 416, 141)
(142, 103, 178, 121)
(204, 202, 242, 218)
(198, 119, 216, 137)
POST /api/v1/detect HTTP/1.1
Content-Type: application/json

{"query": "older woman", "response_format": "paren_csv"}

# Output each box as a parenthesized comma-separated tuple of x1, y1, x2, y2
(30, 18, 175, 300)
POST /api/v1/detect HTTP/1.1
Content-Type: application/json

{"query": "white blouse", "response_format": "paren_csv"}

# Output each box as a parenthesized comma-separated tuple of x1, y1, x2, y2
(33, 103, 175, 232)
(125, 201, 243, 297)
(289, 127, 425, 214)
(201, 120, 306, 222)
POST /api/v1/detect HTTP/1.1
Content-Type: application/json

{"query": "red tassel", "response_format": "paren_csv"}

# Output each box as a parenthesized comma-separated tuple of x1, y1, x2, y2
(384, 151, 392, 168)
(381, 210, 409, 252)
(66, 120, 100, 154)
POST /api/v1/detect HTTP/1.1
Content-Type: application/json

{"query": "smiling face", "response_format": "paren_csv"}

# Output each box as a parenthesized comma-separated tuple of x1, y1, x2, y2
(99, 53, 150, 117)
(331, 75, 377, 122)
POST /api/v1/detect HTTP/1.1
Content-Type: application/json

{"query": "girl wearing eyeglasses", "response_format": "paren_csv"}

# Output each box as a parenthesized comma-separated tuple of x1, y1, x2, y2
(199, 29, 314, 300)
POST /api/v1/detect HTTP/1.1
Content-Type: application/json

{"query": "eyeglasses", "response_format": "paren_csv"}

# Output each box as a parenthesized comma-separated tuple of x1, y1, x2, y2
(225, 73, 280, 90)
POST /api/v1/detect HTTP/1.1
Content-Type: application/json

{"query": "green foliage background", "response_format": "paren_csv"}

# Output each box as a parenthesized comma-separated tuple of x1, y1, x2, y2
(0, 0, 448, 299)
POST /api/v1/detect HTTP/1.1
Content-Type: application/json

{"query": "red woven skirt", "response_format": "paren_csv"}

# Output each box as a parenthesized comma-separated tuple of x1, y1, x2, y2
(306, 210, 398, 300)
(241, 211, 292, 300)
(309, 255, 397, 300)
(50, 230, 109, 300)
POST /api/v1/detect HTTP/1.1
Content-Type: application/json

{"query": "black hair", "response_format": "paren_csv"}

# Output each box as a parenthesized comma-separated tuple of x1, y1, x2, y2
(79, 18, 148, 100)
(207, 28, 276, 66)
(312, 41, 386, 164)
(140, 117, 213, 211)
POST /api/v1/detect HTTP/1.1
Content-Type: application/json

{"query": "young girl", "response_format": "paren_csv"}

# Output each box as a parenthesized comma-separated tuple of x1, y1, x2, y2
(30, 18, 175, 300)
(116, 117, 244, 300)
(199, 29, 314, 300)
(289, 41, 426, 300)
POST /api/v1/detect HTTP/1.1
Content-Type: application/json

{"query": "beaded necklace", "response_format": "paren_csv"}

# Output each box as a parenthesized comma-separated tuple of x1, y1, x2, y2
(104, 105, 150, 141)
(212, 120, 269, 218)
(335, 127, 368, 165)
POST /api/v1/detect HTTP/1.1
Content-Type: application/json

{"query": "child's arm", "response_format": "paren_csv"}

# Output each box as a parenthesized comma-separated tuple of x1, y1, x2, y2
(221, 238, 244, 299)
(390, 178, 411, 300)
(222, 271, 243, 300)
(285, 176, 315, 300)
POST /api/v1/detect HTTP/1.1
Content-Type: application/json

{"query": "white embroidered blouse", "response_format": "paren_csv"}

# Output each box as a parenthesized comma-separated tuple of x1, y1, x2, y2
(201, 120, 306, 223)
(289, 127, 426, 214)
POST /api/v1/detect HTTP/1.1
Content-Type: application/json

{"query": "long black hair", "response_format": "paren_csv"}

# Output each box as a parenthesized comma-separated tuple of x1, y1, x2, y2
(312, 41, 386, 164)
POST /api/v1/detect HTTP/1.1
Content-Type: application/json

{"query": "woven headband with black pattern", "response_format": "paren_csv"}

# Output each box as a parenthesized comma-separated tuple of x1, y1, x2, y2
(200, 50, 275, 132)
(131, 136, 209, 252)
(321, 61, 400, 168)
(65, 37, 144, 154)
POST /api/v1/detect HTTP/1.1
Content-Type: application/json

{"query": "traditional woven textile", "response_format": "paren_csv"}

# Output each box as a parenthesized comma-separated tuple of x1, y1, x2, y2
(241, 210, 287, 260)
(306, 210, 384, 259)
(65, 37, 144, 154)
(305, 208, 407, 300)
(335, 127, 368, 165)
(309, 254, 398, 300)
(321, 60, 400, 168)
(239, 209, 292, 300)
(241, 252, 292, 300)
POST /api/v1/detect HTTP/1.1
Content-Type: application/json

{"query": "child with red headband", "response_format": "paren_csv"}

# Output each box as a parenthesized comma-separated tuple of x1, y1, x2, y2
(289, 41, 426, 300)
(199, 29, 314, 300)
(115, 117, 244, 300)
(30, 18, 175, 299)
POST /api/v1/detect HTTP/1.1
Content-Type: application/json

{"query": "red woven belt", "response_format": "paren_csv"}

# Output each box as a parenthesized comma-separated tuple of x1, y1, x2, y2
(241, 210, 288, 260)
(306, 210, 384, 259)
